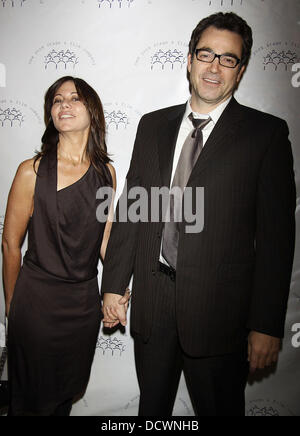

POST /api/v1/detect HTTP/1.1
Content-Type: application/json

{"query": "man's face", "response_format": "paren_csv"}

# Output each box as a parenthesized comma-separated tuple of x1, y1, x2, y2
(187, 26, 246, 111)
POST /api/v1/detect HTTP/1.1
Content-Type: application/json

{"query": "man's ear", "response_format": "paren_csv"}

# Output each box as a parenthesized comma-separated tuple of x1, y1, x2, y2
(187, 53, 193, 74)
(237, 65, 246, 83)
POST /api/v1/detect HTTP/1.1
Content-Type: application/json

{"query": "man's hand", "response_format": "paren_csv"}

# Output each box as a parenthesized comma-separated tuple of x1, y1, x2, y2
(248, 331, 281, 373)
(102, 289, 131, 328)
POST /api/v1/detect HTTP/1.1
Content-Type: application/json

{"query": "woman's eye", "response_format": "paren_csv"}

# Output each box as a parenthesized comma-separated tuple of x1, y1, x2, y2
(52, 96, 80, 104)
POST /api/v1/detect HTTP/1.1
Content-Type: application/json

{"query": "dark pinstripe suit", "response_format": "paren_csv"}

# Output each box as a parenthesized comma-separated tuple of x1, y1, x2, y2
(101, 97, 296, 414)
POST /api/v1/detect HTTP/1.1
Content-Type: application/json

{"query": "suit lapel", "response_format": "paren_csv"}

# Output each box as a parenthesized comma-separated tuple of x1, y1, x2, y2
(188, 97, 245, 185)
(157, 104, 186, 188)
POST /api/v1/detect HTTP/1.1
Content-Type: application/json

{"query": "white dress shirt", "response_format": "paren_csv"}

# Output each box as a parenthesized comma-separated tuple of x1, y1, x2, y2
(159, 96, 232, 266)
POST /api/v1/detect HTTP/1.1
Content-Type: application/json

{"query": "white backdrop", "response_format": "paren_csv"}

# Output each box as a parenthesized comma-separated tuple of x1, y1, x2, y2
(0, 0, 299, 417)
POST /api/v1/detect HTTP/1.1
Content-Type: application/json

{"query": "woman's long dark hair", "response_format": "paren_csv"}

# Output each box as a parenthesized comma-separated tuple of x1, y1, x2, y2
(34, 76, 112, 185)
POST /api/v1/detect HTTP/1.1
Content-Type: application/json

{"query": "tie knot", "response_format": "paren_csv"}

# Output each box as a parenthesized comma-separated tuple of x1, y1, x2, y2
(188, 113, 211, 138)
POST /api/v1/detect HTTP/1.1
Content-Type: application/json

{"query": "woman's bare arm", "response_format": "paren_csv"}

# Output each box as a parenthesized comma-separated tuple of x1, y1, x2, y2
(100, 164, 131, 328)
(2, 158, 38, 316)
(100, 163, 116, 262)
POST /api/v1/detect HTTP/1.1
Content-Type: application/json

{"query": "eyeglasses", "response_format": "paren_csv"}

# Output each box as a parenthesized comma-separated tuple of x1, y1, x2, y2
(194, 49, 241, 69)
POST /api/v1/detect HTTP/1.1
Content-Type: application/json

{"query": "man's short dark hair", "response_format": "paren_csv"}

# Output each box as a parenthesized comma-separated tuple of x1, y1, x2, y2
(189, 12, 253, 69)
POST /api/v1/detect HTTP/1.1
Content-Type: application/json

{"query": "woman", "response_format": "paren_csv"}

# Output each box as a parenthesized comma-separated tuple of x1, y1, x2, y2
(2, 76, 129, 416)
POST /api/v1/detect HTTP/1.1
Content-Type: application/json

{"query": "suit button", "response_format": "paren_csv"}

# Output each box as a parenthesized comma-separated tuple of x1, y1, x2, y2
(152, 269, 156, 276)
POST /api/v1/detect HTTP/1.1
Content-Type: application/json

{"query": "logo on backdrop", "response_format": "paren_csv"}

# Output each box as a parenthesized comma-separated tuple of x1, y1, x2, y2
(104, 102, 142, 134)
(254, 41, 300, 72)
(97, 0, 134, 7)
(0, 107, 24, 127)
(263, 50, 298, 71)
(135, 41, 188, 71)
(29, 42, 96, 70)
(104, 109, 130, 131)
(96, 336, 126, 356)
(0, 99, 42, 126)
(0, 0, 26, 6)
(44, 49, 79, 70)
(0, 63, 6, 87)
(246, 400, 295, 416)
(151, 49, 186, 71)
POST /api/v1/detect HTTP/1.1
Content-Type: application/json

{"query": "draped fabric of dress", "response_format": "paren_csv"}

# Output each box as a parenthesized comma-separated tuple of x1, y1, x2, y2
(8, 147, 111, 415)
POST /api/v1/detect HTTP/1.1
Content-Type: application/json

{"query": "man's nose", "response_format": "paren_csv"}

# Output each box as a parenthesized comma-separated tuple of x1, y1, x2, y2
(208, 57, 221, 73)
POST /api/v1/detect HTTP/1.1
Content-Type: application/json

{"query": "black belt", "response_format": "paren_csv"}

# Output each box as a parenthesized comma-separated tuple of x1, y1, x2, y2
(158, 261, 176, 281)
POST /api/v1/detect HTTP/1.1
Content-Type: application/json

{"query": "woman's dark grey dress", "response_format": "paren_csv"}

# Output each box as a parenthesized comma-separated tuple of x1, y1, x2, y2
(8, 147, 111, 415)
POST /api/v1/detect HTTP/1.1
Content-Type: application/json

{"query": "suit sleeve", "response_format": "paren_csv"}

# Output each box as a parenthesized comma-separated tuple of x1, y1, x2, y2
(246, 120, 296, 338)
(100, 116, 145, 297)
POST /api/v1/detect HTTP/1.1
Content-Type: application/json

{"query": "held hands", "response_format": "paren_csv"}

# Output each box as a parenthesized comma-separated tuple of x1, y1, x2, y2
(248, 331, 281, 373)
(102, 288, 131, 329)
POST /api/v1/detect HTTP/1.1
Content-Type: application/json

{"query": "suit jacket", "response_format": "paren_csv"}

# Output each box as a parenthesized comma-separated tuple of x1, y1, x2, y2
(101, 97, 296, 357)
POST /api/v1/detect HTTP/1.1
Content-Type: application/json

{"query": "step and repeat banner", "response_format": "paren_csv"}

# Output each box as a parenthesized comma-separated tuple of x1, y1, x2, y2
(0, 0, 299, 416)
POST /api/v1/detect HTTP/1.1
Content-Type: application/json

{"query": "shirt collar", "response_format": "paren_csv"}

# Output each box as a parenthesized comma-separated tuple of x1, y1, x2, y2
(184, 96, 232, 127)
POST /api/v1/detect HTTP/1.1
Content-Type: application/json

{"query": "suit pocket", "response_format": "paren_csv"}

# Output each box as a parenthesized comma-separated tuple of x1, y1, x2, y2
(217, 262, 254, 284)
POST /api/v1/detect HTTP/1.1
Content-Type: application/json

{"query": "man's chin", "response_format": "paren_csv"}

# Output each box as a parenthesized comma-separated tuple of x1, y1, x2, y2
(194, 87, 233, 106)
(196, 93, 224, 106)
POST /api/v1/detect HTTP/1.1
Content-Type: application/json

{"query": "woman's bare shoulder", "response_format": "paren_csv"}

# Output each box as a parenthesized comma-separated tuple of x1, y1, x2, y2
(14, 156, 41, 188)
(18, 156, 41, 174)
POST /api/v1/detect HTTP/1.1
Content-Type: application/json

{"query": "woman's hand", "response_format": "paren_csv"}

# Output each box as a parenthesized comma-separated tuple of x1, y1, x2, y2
(102, 288, 131, 328)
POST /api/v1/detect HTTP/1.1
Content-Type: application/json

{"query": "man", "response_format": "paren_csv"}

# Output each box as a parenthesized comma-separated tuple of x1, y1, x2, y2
(101, 12, 296, 416)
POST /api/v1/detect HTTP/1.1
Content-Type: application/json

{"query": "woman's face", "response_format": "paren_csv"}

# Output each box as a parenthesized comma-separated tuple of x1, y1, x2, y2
(50, 80, 91, 134)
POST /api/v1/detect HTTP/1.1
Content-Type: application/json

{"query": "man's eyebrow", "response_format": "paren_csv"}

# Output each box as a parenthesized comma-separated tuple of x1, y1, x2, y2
(196, 46, 214, 52)
(197, 47, 239, 57)
(221, 51, 240, 58)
